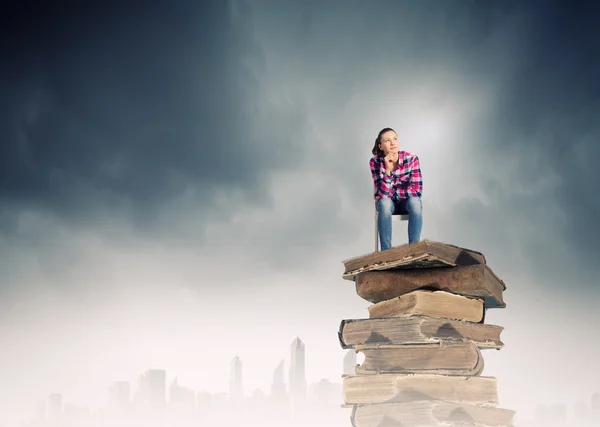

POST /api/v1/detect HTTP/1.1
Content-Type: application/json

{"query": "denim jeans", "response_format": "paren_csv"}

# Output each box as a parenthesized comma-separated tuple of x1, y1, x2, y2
(376, 196, 423, 250)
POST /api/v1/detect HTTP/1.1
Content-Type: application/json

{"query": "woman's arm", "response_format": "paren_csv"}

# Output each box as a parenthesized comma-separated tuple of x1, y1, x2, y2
(370, 157, 394, 200)
(406, 155, 423, 197)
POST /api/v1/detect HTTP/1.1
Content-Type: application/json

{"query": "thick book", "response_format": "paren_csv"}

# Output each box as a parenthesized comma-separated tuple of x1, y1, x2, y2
(342, 240, 486, 279)
(342, 373, 498, 406)
(354, 341, 484, 376)
(350, 400, 515, 427)
(338, 316, 504, 350)
(355, 264, 506, 308)
(368, 289, 484, 322)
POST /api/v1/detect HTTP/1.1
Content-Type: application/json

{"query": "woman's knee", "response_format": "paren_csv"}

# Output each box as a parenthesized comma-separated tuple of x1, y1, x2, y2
(377, 197, 394, 214)
(406, 196, 422, 213)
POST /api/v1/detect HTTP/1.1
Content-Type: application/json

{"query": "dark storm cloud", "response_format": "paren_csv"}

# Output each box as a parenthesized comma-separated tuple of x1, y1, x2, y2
(1, 0, 599, 284)
(459, 1, 600, 287)
(0, 0, 307, 230)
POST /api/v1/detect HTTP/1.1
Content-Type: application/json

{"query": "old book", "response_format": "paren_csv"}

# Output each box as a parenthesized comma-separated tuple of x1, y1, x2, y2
(354, 341, 484, 376)
(355, 264, 506, 308)
(350, 400, 515, 427)
(338, 316, 504, 350)
(342, 240, 486, 279)
(342, 373, 498, 406)
(368, 289, 484, 322)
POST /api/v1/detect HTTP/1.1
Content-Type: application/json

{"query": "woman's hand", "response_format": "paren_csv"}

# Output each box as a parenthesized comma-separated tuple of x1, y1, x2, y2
(384, 152, 399, 174)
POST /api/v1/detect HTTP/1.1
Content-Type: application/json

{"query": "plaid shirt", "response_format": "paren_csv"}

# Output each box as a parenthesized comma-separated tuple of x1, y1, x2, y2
(369, 151, 423, 200)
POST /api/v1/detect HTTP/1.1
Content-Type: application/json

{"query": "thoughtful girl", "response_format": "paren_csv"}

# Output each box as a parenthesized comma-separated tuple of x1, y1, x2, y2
(370, 127, 423, 250)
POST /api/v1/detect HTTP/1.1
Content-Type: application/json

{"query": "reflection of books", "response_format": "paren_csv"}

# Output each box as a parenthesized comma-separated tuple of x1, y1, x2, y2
(342, 373, 498, 406)
(339, 241, 513, 426)
(350, 400, 516, 427)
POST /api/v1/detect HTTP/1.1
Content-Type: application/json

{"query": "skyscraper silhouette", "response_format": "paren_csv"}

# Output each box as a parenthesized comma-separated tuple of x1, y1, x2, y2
(229, 355, 243, 405)
(289, 337, 306, 419)
(272, 359, 286, 396)
(109, 381, 130, 414)
(48, 393, 62, 421)
(135, 369, 166, 423)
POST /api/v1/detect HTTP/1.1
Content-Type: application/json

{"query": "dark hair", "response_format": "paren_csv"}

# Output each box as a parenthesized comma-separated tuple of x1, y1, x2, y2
(371, 127, 396, 157)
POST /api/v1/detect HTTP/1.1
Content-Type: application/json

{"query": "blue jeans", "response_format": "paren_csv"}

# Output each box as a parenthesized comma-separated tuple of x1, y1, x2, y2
(376, 196, 422, 250)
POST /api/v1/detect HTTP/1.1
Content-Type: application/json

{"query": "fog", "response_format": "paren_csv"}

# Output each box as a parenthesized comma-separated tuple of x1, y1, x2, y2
(2, 1, 599, 426)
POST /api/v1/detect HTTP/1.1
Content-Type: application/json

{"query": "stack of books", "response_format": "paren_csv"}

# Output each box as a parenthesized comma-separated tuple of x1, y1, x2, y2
(338, 241, 515, 427)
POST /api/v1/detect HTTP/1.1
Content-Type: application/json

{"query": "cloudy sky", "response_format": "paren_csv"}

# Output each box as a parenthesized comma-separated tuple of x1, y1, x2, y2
(1, 0, 599, 425)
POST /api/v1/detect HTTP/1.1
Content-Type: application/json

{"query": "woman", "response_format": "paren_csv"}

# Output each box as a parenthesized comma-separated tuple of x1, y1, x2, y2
(370, 127, 423, 250)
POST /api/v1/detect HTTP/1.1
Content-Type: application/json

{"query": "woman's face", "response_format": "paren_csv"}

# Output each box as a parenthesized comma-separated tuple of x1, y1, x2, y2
(378, 131, 398, 155)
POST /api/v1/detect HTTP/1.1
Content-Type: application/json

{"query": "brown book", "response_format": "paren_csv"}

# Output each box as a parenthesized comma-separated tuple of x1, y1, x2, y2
(342, 240, 486, 279)
(342, 373, 498, 406)
(368, 289, 484, 322)
(355, 264, 506, 308)
(350, 400, 515, 427)
(354, 341, 484, 376)
(338, 316, 504, 350)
